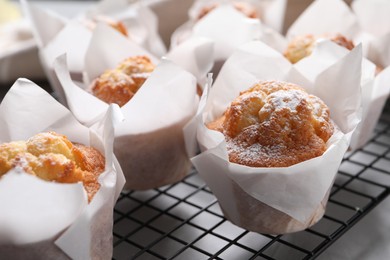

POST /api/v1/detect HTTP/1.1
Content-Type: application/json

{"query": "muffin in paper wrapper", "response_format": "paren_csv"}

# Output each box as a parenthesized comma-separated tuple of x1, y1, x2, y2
(184, 41, 362, 234)
(0, 79, 125, 258)
(294, 40, 390, 151)
(81, 23, 213, 90)
(52, 23, 211, 190)
(20, 0, 166, 104)
(258, 0, 390, 150)
(287, 0, 390, 67)
(170, 0, 286, 74)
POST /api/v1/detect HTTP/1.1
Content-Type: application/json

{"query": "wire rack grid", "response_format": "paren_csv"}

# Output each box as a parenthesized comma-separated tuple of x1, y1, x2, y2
(112, 102, 390, 260)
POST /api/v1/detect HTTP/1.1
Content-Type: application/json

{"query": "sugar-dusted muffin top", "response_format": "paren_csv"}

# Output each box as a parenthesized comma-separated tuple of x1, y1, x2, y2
(284, 33, 355, 64)
(0, 132, 105, 202)
(207, 80, 334, 167)
(197, 1, 259, 20)
(91, 55, 155, 107)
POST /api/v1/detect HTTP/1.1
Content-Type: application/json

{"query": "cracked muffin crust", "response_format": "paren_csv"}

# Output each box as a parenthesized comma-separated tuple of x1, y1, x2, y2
(207, 80, 334, 167)
(0, 132, 105, 202)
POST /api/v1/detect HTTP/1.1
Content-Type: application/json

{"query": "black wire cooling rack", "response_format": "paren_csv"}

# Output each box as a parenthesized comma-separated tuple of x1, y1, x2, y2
(112, 102, 390, 260)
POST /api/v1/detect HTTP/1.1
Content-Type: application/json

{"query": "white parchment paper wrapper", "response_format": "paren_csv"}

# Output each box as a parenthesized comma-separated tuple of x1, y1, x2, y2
(172, 5, 261, 60)
(351, 0, 390, 68)
(53, 28, 200, 189)
(278, 0, 390, 150)
(21, 0, 166, 104)
(295, 40, 390, 150)
(170, 0, 286, 74)
(0, 79, 125, 258)
(187, 0, 287, 32)
(287, 0, 390, 68)
(184, 41, 362, 234)
(172, 0, 286, 43)
(287, 0, 359, 40)
(165, 36, 214, 88)
(86, 0, 166, 58)
(82, 23, 213, 89)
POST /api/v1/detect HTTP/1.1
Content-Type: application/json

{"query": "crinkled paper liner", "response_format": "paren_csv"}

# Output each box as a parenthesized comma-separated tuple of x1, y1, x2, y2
(170, 0, 286, 76)
(20, 0, 166, 104)
(192, 138, 340, 234)
(115, 116, 192, 190)
(81, 23, 213, 89)
(185, 41, 362, 234)
(54, 37, 199, 190)
(278, 0, 390, 150)
(225, 174, 330, 234)
(286, 0, 390, 67)
(0, 202, 112, 259)
(187, 0, 287, 32)
(0, 79, 125, 259)
(52, 21, 212, 190)
(171, 0, 286, 46)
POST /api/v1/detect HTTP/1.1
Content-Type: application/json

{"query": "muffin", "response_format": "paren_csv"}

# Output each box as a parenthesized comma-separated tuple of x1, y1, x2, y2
(0, 78, 125, 260)
(284, 33, 355, 64)
(197, 1, 259, 20)
(0, 131, 105, 202)
(185, 39, 362, 234)
(207, 80, 334, 167)
(90, 55, 155, 107)
(197, 80, 340, 234)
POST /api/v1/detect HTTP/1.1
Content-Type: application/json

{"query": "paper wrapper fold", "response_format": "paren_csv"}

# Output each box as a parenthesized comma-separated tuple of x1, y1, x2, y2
(295, 40, 390, 150)
(170, 0, 286, 74)
(82, 23, 213, 88)
(165, 36, 214, 87)
(0, 79, 125, 259)
(257, 0, 390, 150)
(185, 41, 361, 234)
(188, 0, 287, 32)
(351, 0, 390, 68)
(21, 0, 166, 104)
(86, 0, 167, 58)
(278, 0, 390, 150)
(287, 0, 390, 66)
(54, 29, 200, 189)
(172, 4, 261, 58)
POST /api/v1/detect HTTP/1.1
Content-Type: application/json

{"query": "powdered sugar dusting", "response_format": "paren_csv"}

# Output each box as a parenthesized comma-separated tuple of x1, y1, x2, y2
(208, 80, 334, 167)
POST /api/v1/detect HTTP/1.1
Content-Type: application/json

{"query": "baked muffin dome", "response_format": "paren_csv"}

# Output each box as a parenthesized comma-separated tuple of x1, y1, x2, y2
(284, 34, 355, 64)
(207, 80, 334, 167)
(91, 56, 155, 107)
(0, 132, 105, 201)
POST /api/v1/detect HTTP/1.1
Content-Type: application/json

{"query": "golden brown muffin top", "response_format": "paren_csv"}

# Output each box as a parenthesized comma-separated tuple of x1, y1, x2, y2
(284, 34, 355, 64)
(0, 132, 105, 202)
(197, 2, 259, 20)
(91, 56, 155, 107)
(207, 80, 334, 167)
